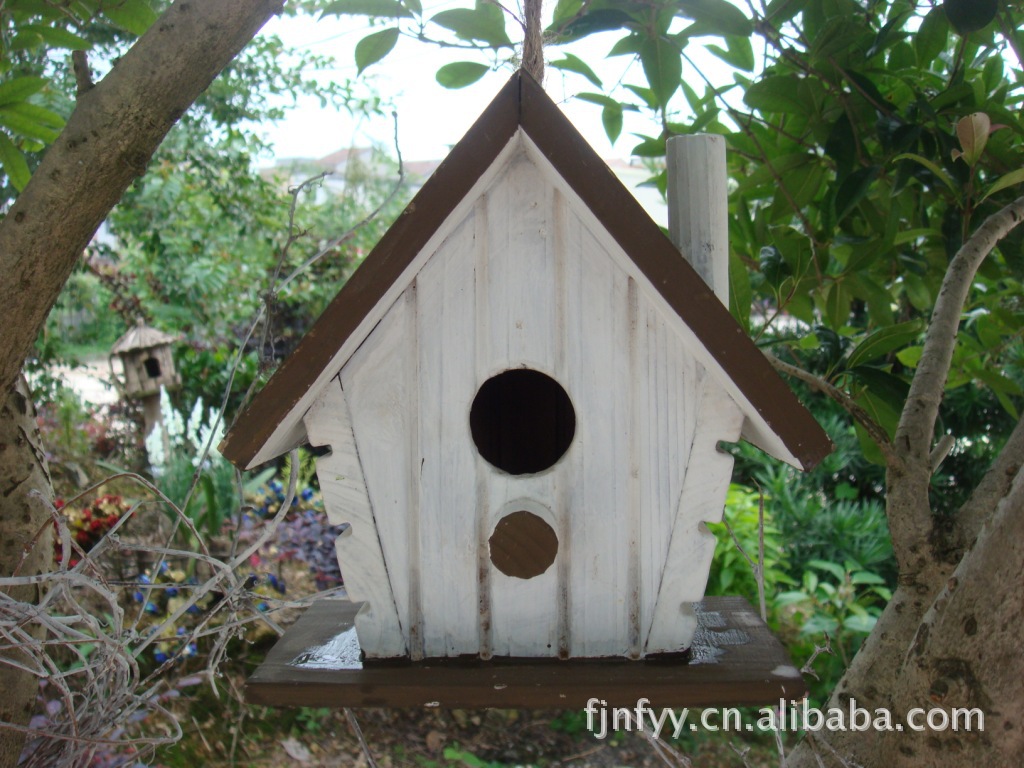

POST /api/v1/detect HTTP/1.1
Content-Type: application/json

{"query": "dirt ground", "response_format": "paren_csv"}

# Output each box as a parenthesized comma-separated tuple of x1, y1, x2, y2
(157, 694, 783, 767)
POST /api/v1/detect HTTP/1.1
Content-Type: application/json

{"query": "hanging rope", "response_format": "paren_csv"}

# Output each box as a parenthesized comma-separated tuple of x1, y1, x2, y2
(522, 0, 544, 84)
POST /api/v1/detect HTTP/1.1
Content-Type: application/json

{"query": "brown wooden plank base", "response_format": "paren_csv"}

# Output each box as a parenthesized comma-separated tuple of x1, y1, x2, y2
(246, 596, 806, 709)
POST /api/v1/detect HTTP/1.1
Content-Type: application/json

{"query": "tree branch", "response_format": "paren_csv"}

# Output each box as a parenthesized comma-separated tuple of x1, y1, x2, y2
(765, 352, 898, 466)
(951, 411, 1024, 561)
(521, 0, 544, 84)
(894, 194, 1024, 470)
(0, 0, 285, 398)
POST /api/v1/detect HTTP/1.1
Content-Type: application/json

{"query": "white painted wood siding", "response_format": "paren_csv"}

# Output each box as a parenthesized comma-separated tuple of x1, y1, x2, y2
(304, 378, 406, 657)
(330, 135, 743, 658)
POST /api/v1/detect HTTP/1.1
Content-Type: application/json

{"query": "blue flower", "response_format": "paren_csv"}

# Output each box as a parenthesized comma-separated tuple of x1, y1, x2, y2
(154, 651, 169, 664)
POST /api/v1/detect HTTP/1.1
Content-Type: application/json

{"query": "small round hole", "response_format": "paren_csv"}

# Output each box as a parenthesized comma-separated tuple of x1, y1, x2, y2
(470, 369, 575, 475)
(488, 510, 558, 579)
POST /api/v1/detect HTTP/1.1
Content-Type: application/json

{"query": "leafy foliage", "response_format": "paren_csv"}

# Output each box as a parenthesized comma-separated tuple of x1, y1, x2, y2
(344, 0, 1024, 480)
(0, 1, 160, 195)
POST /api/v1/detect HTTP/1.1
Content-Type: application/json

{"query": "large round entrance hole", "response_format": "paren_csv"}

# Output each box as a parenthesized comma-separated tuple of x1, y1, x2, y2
(488, 510, 558, 579)
(469, 369, 575, 475)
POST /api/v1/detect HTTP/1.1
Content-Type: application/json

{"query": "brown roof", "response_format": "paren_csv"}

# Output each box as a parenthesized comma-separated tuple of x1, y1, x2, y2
(220, 70, 832, 471)
(110, 320, 180, 354)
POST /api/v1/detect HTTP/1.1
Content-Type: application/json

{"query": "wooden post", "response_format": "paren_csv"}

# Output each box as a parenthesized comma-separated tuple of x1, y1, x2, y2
(667, 135, 729, 307)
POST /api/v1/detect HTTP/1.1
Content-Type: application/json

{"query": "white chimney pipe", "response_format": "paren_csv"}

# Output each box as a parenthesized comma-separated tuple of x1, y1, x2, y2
(666, 134, 729, 307)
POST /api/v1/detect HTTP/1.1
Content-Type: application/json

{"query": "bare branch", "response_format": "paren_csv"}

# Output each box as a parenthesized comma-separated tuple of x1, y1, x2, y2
(952, 411, 1024, 557)
(71, 50, 93, 96)
(765, 352, 898, 467)
(522, 0, 544, 83)
(895, 194, 1024, 470)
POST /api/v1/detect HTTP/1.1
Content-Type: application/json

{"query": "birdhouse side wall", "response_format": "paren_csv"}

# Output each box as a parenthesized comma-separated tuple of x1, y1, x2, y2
(321, 142, 749, 659)
(303, 378, 406, 658)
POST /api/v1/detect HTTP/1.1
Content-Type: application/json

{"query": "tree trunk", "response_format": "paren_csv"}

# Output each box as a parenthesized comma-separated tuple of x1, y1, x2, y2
(0, 378, 53, 768)
(0, 0, 286, 399)
(0, 0, 286, 762)
(785, 201, 1024, 767)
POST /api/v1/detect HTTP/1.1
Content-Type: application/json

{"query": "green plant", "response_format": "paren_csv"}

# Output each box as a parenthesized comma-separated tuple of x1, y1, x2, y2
(145, 388, 235, 540)
(290, 707, 331, 736)
(778, 559, 892, 699)
(735, 411, 896, 586)
(440, 745, 509, 768)
(705, 484, 794, 614)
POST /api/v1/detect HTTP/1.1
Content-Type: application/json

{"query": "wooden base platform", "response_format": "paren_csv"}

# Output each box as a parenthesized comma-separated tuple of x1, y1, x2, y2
(246, 597, 807, 709)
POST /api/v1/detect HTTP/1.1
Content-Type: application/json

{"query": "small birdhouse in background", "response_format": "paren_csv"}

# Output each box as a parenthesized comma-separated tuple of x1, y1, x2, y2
(110, 319, 181, 435)
(221, 71, 832, 665)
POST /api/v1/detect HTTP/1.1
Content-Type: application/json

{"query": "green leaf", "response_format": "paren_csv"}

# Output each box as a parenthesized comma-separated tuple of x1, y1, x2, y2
(771, 225, 813, 277)
(431, 6, 511, 47)
(15, 23, 91, 50)
(623, 83, 658, 110)
(630, 134, 666, 157)
(2, 102, 64, 129)
(638, 35, 681, 109)
(707, 35, 754, 72)
(575, 91, 619, 109)
(355, 27, 399, 74)
(846, 320, 923, 369)
(980, 167, 1024, 202)
(435, 61, 489, 89)
(608, 33, 644, 57)
(557, 8, 634, 41)
(893, 153, 958, 196)
(601, 102, 623, 144)
(102, 0, 158, 35)
(0, 107, 60, 142)
(322, 0, 413, 18)
(550, 53, 602, 88)
(809, 559, 846, 581)
(551, 0, 583, 26)
(843, 614, 878, 634)
(974, 367, 1022, 419)
(851, 571, 886, 585)
(823, 280, 852, 329)
(728, 250, 751, 332)
(0, 132, 31, 191)
(0, 77, 47, 108)
(743, 74, 804, 114)
(896, 345, 923, 368)
(677, 0, 752, 37)
(915, 6, 948, 67)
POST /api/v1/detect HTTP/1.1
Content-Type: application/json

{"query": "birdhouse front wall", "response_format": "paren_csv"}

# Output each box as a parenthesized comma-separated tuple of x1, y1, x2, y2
(120, 346, 180, 399)
(309, 135, 746, 659)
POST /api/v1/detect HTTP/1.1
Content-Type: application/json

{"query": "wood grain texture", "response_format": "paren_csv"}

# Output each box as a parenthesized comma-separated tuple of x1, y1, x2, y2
(667, 135, 730, 305)
(645, 378, 745, 654)
(245, 597, 808, 709)
(304, 379, 405, 658)
(221, 71, 832, 473)
(331, 137, 747, 658)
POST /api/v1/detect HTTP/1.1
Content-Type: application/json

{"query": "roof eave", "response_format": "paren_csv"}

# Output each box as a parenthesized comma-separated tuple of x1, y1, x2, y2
(221, 70, 833, 472)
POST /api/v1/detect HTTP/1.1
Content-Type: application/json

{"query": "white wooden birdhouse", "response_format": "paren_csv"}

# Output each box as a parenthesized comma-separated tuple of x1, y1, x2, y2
(221, 71, 831, 663)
